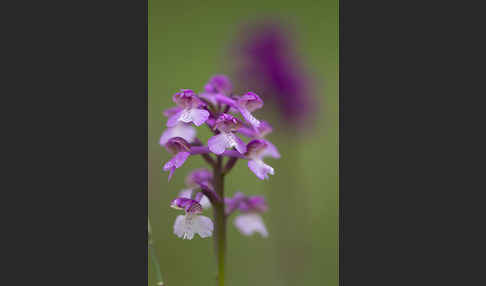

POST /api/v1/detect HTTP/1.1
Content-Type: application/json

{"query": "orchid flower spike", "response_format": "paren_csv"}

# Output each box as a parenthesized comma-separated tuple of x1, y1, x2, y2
(245, 139, 276, 180)
(167, 89, 210, 127)
(163, 137, 191, 181)
(160, 75, 281, 245)
(171, 197, 213, 240)
(208, 113, 247, 155)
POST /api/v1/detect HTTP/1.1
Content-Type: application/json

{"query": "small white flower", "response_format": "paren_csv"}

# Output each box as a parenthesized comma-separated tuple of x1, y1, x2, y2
(174, 214, 214, 240)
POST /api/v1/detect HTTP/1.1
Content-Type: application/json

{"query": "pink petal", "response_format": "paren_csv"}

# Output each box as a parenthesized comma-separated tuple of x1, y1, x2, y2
(248, 159, 274, 180)
(239, 107, 261, 129)
(208, 133, 229, 155)
(173, 151, 190, 168)
(199, 195, 211, 209)
(198, 92, 218, 106)
(233, 134, 247, 154)
(167, 167, 175, 181)
(178, 189, 193, 199)
(234, 214, 268, 237)
(178, 109, 193, 123)
(237, 126, 255, 138)
(159, 123, 196, 146)
(173, 215, 190, 239)
(166, 110, 184, 127)
(163, 152, 190, 181)
(163, 106, 182, 118)
(193, 215, 214, 238)
(189, 108, 210, 126)
(261, 140, 281, 159)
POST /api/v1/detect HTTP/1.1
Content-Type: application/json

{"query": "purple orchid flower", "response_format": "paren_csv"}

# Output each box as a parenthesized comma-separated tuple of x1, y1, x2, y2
(235, 92, 263, 130)
(166, 89, 210, 127)
(226, 192, 268, 237)
(205, 74, 233, 95)
(207, 113, 247, 155)
(160, 107, 197, 145)
(198, 75, 238, 114)
(245, 139, 276, 180)
(159, 123, 196, 146)
(162, 137, 191, 181)
(179, 189, 211, 209)
(237, 120, 272, 138)
(224, 192, 246, 215)
(185, 168, 213, 188)
(177, 169, 214, 209)
(171, 197, 213, 240)
(237, 120, 281, 159)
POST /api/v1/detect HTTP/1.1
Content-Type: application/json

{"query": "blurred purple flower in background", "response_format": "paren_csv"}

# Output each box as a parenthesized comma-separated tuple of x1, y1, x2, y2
(226, 192, 269, 237)
(231, 20, 316, 128)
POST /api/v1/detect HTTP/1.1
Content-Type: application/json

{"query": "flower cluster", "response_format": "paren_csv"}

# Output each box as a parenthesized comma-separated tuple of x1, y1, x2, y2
(170, 169, 270, 240)
(160, 75, 279, 240)
(160, 75, 280, 182)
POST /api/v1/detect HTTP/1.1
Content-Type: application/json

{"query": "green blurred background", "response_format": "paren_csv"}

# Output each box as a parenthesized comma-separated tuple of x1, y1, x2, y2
(149, 1, 338, 285)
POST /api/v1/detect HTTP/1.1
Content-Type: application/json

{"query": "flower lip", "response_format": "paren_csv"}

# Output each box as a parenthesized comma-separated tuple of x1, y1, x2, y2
(234, 213, 268, 237)
(171, 197, 203, 214)
(214, 113, 241, 133)
(257, 121, 272, 137)
(237, 92, 263, 112)
(164, 137, 191, 154)
(174, 213, 213, 239)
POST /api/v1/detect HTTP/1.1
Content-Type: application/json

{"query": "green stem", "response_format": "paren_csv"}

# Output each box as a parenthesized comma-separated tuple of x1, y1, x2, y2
(148, 219, 165, 286)
(149, 244, 164, 286)
(213, 156, 226, 286)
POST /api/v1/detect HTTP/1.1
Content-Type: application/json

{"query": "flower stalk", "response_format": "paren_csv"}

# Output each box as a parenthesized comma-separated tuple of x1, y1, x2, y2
(148, 219, 165, 286)
(213, 156, 226, 286)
